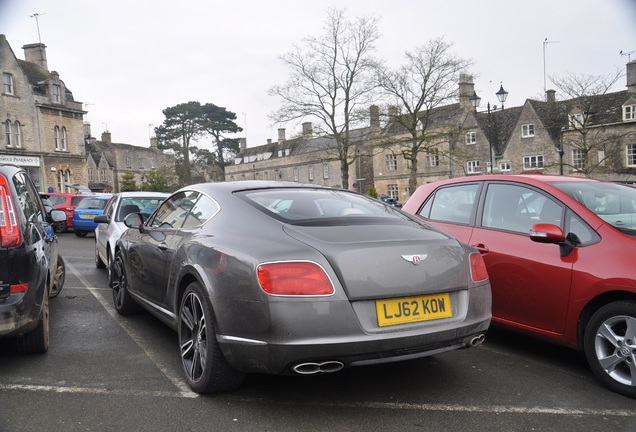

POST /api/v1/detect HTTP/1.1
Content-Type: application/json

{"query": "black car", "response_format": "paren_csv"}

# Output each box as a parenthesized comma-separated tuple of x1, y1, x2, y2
(0, 164, 67, 352)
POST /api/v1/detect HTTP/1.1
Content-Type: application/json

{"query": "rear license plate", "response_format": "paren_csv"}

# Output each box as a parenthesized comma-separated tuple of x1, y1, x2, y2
(81, 214, 95, 219)
(376, 293, 452, 327)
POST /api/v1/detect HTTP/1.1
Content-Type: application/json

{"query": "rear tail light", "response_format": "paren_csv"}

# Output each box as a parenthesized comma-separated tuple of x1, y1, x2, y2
(257, 261, 335, 296)
(0, 175, 21, 248)
(469, 253, 489, 283)
(10, 283, 28, 294)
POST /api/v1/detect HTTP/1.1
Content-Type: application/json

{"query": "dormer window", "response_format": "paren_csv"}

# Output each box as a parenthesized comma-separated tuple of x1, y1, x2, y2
(569, 113, 584, 128)
(521, 124, 535, 138)
(465, 131, 476, 145)
(624, 104, 636, 121)
(52, 84, 61, 103)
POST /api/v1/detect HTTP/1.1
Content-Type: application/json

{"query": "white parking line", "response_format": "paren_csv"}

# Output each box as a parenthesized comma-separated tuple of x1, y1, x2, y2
(65, 261, 198, 399)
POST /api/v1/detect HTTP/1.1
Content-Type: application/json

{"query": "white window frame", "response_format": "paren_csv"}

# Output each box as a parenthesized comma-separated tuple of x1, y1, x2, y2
(426, 148, 439, 167)
(387, 184, 399, 200)
(12, 121, 21, 148)
(627, 144, 636, 167)
(4, 121, 12, 146)
(3, 73, 13, 94)
(52, 84, 61, 103)
(308, 165, 314, 181)
(523, 155, 544, 170)
(54, 126, 60, 150)
(624, 105, 636, 121)
(569, 113, 584, 128)
(385, 154, 398, 171)
(126, 157, 131, 168)
(88, 168, 95, 182)
(293, 167, 299, 182)
(60, 127, 67, 151)
(597, 149, 605, 167)
(467, 160, 480, 174)
(322, 162, 329, 179)
(499, 161, 511, 172)
(572, 148, 585, 171)
(521, 124, 535, 138)
(465, 131, 476, 145)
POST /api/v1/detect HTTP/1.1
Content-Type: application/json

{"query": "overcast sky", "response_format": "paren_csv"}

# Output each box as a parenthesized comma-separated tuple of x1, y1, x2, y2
(2, 0, 635, 150)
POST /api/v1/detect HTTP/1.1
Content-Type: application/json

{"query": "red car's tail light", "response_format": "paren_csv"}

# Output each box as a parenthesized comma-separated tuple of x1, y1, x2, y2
(0, 175, 21, 248)
(469, 253, 489, 282)
(257, 261, 335, 296)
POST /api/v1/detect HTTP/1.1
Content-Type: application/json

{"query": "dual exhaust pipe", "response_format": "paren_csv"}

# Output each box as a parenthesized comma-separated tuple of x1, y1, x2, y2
(291, 334, 486, 375)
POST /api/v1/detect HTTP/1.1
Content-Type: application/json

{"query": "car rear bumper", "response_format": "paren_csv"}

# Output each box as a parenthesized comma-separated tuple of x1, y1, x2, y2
(0, 292, 42, 337)
(72, 219, 97, 231)
(215, 283, 491, 375)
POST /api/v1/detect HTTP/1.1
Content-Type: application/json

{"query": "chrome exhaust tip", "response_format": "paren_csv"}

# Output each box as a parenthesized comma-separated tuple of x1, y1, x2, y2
(469, 334, 486, 347)
(291, 361, 345, 375)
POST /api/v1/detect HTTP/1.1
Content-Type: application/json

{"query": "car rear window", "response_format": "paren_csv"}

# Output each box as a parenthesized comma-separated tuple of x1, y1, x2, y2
(240, 189, 407, 223)
(77, 198, 109, 210)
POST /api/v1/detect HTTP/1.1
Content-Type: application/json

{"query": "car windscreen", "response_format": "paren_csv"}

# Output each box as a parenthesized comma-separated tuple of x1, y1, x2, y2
(239, 188, 409, 224)
(551, 181, 636, 235)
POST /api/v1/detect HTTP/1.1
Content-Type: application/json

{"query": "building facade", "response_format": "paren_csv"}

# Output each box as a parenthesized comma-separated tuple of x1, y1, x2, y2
(1, 34, 86, 192)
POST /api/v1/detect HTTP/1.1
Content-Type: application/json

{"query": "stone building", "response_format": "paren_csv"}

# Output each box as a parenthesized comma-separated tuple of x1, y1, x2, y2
(85, 129, 176, 193)
(1, 34, 86, 192)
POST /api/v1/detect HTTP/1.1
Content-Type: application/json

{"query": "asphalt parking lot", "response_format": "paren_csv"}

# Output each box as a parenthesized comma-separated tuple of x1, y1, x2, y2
(1, 233, 635, 432)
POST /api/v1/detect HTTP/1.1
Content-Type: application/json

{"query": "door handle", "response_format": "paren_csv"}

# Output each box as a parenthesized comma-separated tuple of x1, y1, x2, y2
(157, 243, 168, 251)
(473, 243, 489, 255)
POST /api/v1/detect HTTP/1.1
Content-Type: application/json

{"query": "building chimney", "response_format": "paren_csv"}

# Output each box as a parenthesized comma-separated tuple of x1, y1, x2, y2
(83, 122, 92, 139)
(150, 137, 157, 148)
(302, 122, 313, 140)
(627, 61, 636, 94)
(267, 138, 272, 144)
(22, 43, 48, 71)
(370, 105, 380, 132)
(239, 138, 247, 151)
(278, 128, 286, 143)
(458, 73, 476, 110)
(101, 131, 111, 144)
(388, 105, 398, 122)
(546, 89, 556, 103)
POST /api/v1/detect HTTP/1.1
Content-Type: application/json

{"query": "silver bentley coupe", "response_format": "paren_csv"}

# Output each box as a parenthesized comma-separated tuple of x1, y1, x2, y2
(112, 181, 491, 393)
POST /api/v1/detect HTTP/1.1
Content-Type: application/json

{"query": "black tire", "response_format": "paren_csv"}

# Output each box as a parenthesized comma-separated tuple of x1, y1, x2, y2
(95, 240, 106, 269)
(107, 250, 115, 288)
(584, 301, 636, 399)
(53, 221, 66, 233)
(75, 231, 88, 238)
(179, 282, 245, 393)
(49, 255, 66, 299)
(16, 289, 50, 353)
(111, 250, 140, 315)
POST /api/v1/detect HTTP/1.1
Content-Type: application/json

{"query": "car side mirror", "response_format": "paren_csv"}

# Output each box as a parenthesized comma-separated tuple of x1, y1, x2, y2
(94, 215, 110, 224)
(529, 223, 577, 257)
(123, 212, 144, 229)
(49, 209, 67, 223)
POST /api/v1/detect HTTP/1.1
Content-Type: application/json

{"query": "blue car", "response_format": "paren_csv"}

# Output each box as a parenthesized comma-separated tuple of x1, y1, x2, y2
(72, 195, 112, 237)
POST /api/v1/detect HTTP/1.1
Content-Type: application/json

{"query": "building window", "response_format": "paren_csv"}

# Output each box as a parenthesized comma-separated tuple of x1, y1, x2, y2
(569, 113, 584, 128)
(3, 73, 13, 94)
(499, 161, 511, 172)
(308, 165, 314, 181)
(626, 144, 636, 167)
(151, 159, 155, 169)
(138, 158, 144, 169)
(572, 149, 585, 170)
(293, 167, 299, 182)
(624, 105, 636, 121)
(60, 127, 67, 151)
(467, 160, 480, 174)
(88, 168, 95, 182)
(597, 149, 605, 167)
(385, 154, 397, 171)
(323, 162, 329, 179)
(54, 126, 60, 150)
(12, 121, 21, 147)
(99, 169, 106, 182)
(126, 157, 131, 168)
(4, 121, 11, 146)
(521, 124, 535, 138)
(465, 131, 476, 145)
(426, 148, 439, 167)
(387, 184, 399, 200)
(523, 155, 544, 170)
(52, 84, 61, 103)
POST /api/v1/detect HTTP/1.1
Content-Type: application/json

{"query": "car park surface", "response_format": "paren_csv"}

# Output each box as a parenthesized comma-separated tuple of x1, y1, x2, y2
(72, 194, 112, 237)
(94, 191, 169, 284)
(1, 234, 635, 432)
(112, 181, 491, 393)
(402, 174, 636, 398)
(0, 164, 67, 352)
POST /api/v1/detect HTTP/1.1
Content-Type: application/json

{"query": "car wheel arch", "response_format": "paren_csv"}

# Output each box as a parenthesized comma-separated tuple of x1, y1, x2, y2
(577, 290, 636, 350)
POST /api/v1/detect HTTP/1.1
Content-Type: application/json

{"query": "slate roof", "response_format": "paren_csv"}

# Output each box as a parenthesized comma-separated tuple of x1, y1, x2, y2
(475, 106, 523, 157)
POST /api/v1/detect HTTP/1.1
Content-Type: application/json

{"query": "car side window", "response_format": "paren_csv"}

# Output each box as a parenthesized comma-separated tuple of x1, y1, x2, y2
(181, 195, 219, 229)
(104, 197, 116, 219)
(149, 191, 200, 229)
(482, 183, 563, 234)
(566, 211, 599, 245)
(419, 184, 478, 225)
(12, 172, 43, 223)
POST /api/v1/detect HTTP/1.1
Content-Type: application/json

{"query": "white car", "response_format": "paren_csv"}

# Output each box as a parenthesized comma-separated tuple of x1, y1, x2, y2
(94, 191, 169, 284)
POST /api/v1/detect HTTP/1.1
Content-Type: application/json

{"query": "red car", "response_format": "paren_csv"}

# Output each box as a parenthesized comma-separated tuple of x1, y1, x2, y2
(40, 192, 89, 233)
(403, 174, 636, 398)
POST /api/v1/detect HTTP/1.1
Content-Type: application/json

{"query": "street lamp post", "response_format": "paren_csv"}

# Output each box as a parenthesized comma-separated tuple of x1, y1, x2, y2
(469, 84, 509, 174)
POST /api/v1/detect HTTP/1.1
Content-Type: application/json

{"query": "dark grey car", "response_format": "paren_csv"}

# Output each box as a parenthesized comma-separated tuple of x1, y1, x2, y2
(112, 181, 491, 393)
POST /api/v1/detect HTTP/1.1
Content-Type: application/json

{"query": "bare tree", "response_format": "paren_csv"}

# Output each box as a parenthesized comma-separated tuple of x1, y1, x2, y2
(269, 8, 380, 189)
(550, 69, 634, 177)
(375, 38, 472, 193)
